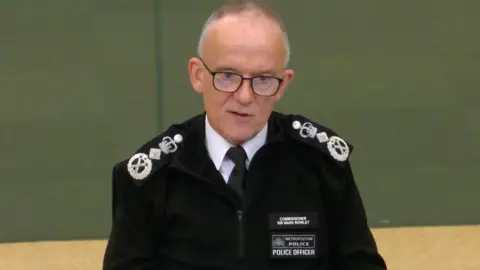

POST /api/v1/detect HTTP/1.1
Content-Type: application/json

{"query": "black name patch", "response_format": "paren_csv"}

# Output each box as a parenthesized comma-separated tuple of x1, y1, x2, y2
(270, 234, 317, 258)
(269, 212, 318, 229)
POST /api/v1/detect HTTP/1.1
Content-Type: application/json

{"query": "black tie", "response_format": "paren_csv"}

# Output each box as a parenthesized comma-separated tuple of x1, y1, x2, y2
(226, 146, 248, 198)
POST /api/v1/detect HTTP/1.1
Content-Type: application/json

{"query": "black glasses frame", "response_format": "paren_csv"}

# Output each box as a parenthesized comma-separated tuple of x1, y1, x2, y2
(199, 58, 284, 97)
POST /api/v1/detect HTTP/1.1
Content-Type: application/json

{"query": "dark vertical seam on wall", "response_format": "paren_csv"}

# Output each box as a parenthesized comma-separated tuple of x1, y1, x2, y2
(154, 0, 163, 133)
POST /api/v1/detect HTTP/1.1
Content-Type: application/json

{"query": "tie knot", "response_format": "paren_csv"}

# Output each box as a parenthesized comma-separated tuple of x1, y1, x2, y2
(226, 146, 247, 167)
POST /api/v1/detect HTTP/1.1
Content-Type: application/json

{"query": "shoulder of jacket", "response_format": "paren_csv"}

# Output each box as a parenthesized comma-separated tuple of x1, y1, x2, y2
(281, 113, 354, 167)
(114, 114, 202, 186)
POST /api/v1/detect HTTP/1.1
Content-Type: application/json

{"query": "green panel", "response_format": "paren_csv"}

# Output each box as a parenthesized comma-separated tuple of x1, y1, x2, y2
(0, 0, 157, 242)
(159, 1, 480, 227)
(1, 0, 478, 244)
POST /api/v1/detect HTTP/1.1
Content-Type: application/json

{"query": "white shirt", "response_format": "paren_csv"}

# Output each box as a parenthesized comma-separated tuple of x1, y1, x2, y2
(205, 115, 268, 183)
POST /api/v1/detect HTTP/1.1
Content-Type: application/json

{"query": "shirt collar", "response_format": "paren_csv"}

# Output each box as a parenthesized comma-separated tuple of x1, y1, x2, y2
(205, 115, 268, 170)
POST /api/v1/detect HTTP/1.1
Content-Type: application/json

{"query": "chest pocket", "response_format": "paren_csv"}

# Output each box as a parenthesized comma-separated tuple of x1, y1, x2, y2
(268, 212, 321, 259)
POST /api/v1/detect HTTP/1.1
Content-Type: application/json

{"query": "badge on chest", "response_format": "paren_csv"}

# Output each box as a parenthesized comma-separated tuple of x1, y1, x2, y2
(269, 212, 319, 259)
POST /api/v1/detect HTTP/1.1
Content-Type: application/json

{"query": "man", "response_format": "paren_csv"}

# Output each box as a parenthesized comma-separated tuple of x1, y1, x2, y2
(103, 1, 387, 269)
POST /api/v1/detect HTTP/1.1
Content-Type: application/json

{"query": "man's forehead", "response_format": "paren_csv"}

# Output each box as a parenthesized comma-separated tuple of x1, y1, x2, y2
(211, 2, 285, 30)
(199, 7, 289, 70)
(206, 43, 282, 74)
(204, 19, 285, 72)
(207, 14, 284, 49)
(214, 12, 281, 32)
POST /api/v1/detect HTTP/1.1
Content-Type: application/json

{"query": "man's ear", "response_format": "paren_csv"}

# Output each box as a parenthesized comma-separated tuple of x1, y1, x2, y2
(188, 57, 204, 94)
(274, 69, 294, 101)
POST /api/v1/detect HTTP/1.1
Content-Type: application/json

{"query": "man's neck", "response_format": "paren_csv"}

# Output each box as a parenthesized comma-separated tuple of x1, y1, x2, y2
(204, 114, 268, 169)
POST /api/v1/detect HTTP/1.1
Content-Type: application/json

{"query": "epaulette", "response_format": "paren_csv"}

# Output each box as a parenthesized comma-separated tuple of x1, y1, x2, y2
(123, 125, 188, 186)
(285, 114, 354, 167)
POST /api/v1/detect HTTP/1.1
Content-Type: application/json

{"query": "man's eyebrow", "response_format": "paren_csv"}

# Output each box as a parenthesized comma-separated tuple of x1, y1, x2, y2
(214, 66, 278, 76)
(214, 66, 242, 73)
(251, 69, 278, 76)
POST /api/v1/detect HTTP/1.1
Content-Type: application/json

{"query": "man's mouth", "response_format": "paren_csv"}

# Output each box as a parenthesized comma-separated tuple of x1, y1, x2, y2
(229, 111, 251, 117)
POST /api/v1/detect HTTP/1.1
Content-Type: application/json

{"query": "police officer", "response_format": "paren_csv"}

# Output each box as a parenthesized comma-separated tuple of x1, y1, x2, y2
(103, 1, 387, 269)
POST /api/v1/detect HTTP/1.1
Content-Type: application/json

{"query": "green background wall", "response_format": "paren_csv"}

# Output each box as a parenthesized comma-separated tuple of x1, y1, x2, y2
(0, 0, 157, 242)
(1, 0, 478, 243)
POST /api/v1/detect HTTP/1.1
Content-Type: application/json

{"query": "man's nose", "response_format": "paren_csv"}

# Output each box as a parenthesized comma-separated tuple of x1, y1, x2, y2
(234, 79, 255, 104)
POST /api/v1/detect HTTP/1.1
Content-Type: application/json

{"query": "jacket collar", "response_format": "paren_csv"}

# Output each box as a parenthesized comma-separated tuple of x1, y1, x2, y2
(170, 112, 286, 182)
(205, 115, 269, 170)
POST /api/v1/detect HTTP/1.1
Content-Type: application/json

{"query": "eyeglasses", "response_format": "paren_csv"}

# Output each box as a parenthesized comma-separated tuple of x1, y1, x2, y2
(199, 58, 284, 97)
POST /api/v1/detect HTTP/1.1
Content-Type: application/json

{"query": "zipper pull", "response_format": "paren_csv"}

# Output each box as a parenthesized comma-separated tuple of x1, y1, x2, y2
(237, 210, 243, 221)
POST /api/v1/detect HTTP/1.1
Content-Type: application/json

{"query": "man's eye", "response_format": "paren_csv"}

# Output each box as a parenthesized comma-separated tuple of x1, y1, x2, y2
(256, 76, 274, 83)
(222, 73, 234, 79)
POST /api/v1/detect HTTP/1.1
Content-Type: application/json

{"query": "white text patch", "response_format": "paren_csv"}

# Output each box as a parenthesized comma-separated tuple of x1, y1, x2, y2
(269, 212, 319, 229)
(271, 234, 317, 259)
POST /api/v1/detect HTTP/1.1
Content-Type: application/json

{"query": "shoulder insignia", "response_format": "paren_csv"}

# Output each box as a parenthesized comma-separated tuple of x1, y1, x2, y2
(125, 127, 187, 186)
(287, 115, 354, 166)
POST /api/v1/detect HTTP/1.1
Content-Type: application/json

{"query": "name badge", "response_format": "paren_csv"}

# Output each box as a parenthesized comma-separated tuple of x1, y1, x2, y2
(270, 233, 317, 258)
(269, 212, 319, 230)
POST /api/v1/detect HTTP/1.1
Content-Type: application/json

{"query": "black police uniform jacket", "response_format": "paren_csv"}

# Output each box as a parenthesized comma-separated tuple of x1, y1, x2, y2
(103, 112, 387, 270)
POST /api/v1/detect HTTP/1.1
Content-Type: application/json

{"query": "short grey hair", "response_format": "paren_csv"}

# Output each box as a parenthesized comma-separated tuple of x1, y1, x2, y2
(196, 1, 291, 68)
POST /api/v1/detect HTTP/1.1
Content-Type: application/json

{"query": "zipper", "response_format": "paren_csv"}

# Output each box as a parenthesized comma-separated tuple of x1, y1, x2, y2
(237, 210, 245, 258)
(171, 162, 246, 257)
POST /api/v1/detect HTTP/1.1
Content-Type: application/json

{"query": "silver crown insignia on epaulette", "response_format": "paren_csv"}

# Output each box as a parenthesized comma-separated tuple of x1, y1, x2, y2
(292, 120, 349, 162)
(292, 120, 329, 143)
(127, 133, 183, 180)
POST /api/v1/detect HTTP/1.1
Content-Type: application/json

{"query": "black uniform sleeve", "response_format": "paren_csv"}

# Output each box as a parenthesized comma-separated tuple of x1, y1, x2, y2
(324, 162, 387, 270)
(102, 163, 158, 270)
